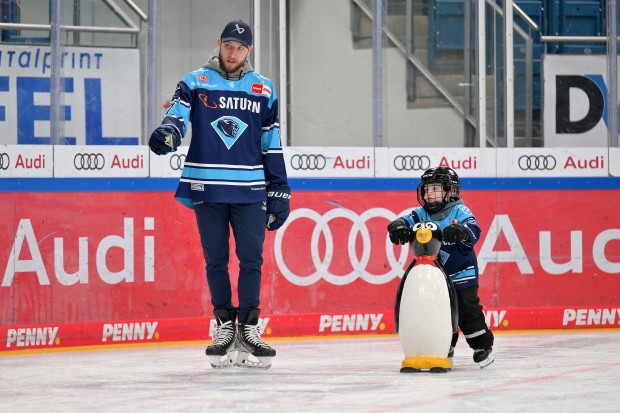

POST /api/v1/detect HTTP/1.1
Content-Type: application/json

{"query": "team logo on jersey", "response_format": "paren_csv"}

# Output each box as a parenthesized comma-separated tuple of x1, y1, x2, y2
(210, 116, 248, 149)
(251, 83, 272, 97)
(218, 119, 239, 138)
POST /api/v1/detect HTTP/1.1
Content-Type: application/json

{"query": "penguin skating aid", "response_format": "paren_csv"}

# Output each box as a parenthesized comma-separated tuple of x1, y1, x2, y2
(394, 222, 458, 373)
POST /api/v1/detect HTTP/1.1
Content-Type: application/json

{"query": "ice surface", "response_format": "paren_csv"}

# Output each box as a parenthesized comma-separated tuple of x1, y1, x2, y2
(1, 330, 619, 413)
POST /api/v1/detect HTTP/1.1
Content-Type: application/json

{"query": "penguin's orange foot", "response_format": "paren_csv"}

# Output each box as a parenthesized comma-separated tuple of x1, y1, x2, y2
(401, 356, 452, 373)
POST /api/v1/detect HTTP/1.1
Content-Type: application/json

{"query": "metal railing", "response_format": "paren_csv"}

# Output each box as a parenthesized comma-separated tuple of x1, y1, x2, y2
(0, 0, 147, 36)
(0, 0, 148, 145)
(351, 0, 478, 134)
(488, 0, 537, 146)
(350, 0, 544, 147)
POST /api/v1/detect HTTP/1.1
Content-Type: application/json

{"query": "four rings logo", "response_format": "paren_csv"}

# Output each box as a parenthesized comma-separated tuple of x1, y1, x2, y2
(74, 153, 105, 170)
(0, 153, 9, 170)
(518, 155, 557, 171)
(274, 207, 410, 286)
(290, 154, 327, 170)
(393, 155, 431, 171)
(169, 154, 186, 170)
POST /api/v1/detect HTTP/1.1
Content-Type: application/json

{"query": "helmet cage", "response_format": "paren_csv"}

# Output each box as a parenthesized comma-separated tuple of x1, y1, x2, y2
(417, 167, 461, 213)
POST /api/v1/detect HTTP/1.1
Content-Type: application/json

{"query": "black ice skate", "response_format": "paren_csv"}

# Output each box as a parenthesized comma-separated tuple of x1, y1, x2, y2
(206, 309, 237, 368)
(473, 347, 494, 368)
(235, 309, 276, 369)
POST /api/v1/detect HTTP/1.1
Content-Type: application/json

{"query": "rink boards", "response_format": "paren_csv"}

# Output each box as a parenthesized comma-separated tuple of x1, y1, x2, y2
(0, 173, 619, 351)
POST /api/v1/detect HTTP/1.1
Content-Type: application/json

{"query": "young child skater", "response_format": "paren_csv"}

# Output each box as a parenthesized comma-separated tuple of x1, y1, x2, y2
(387, 167, 494, 368)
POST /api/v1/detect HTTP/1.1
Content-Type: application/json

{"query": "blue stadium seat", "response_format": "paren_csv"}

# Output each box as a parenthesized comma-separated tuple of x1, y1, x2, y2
(547, 0, 606, 54)
(427, 0, 606, 111)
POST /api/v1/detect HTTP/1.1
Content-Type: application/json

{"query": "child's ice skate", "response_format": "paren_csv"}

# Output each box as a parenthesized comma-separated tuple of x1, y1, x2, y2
(473, 347, 494, 368)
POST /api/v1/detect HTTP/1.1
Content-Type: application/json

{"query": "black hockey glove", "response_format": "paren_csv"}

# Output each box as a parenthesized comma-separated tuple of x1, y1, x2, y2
(387, 218, 413, 245)
(149, 125, 181, 155)
(266, 184, 291, 231)
(443, 223, 470, 243)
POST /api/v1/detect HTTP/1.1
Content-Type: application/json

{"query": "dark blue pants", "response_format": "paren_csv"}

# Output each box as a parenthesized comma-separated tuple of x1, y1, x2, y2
(194, 202, 266, 323)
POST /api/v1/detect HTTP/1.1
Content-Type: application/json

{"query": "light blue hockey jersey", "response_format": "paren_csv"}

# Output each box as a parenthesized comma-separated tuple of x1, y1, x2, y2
(161, 64, 288, 208)
(400, 200, 481, 291)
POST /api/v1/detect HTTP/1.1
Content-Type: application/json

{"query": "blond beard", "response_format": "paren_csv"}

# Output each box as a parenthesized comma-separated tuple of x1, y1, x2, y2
(218, 51, 245, 73)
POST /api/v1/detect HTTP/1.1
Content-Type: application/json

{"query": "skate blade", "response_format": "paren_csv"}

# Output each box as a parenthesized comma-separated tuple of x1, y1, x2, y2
(208, 351, 237, 368)
(235, 352, 273, 370)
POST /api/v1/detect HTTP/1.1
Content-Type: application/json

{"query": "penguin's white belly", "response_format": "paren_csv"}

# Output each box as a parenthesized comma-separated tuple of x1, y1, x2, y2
(398, 263, 452, 358)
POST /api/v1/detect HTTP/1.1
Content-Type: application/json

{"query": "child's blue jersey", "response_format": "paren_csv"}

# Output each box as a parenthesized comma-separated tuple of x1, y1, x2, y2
(401, 200, 481, 291)
(162, 67, 287, 208)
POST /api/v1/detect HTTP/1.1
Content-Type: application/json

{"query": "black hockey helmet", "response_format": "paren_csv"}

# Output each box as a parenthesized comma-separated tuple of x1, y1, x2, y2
(416, 167, 461, 213)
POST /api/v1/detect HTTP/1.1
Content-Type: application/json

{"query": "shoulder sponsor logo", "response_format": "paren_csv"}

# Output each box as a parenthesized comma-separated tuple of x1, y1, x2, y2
(319, 313, 385, 333)
(563, 308, 620, 326)
(6, 326, 59, 348)
(191, 183, 204, 191)
(102, 322, 158, 342)
(251, 83, 272, 97)
(190, 81, 217, 89)
(197, 75, 208, 82)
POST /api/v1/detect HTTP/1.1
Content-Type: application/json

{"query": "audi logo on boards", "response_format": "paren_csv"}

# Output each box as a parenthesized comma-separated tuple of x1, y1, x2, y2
(74, 153, 105, 170)
(290, 154, 326, 170)
(518, 155, 556, 171)
(393, 155, 431, 171)
(169, 154, 186, 170)
(274, 207, 411, 286)
(0, 153, 9, 170)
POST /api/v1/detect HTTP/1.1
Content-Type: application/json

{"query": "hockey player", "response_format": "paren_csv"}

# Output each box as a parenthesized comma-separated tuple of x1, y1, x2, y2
(148, 20, 290, 369)
(387, 167, 494, 368)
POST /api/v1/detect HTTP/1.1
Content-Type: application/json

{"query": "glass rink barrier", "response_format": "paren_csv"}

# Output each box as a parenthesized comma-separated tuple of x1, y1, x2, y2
(1, 330, 619, 413)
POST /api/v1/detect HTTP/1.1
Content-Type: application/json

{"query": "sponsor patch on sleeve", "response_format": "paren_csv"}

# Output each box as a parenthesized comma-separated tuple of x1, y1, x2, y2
(251, 83, 272, 97)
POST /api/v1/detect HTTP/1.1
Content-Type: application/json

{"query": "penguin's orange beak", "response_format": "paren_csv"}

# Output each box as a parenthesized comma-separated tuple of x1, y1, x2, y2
(415, 228, 432, 244)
